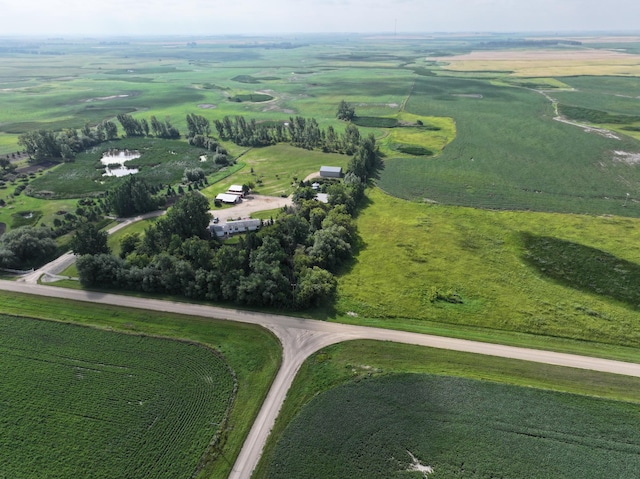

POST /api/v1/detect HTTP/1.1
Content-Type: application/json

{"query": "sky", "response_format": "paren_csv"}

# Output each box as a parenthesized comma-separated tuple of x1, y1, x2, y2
(1, 0, 639, 36)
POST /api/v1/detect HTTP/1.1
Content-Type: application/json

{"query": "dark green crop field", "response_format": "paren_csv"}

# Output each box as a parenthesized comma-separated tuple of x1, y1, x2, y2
(378, 75, 640, 216)
(0, 315, 236, 479)
(265, 374, 640, 479)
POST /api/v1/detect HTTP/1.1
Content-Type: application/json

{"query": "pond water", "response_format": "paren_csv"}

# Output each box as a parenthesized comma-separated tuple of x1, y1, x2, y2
(100, 149, 141, 177)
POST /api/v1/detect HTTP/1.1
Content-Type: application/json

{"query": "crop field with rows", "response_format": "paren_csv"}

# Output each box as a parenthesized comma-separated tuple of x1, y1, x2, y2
(0, 315, 236, 479)
(264, 373, 640, 479)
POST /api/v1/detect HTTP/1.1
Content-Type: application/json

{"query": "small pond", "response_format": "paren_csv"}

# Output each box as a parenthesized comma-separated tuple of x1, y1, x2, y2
(101, 149, 141, 177)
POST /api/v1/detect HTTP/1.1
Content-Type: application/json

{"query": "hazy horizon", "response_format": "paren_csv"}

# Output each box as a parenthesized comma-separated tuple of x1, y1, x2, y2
(2, 0, 639, 37)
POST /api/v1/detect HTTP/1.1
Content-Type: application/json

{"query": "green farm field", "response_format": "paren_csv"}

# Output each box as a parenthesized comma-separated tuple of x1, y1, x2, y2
(255, 340, 640, 478)
(0, 315, 235, 479)
(265, 374, 640, 478)
(0, 291, 281, 479)
(379, 74, 640, 216)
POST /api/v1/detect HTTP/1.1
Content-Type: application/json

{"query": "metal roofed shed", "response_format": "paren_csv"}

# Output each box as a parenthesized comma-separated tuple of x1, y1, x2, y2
(216, 193, 241, 204)
(319, 166, 343, 178)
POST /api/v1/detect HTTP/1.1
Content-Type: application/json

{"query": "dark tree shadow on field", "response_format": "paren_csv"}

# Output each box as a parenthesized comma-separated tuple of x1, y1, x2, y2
(521, 232, 640, 309)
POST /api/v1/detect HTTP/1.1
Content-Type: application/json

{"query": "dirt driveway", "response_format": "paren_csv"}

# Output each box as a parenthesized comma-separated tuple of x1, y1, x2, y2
(210, 194, 292, 222)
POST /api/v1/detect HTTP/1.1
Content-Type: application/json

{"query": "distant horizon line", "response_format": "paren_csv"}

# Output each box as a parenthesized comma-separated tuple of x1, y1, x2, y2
(1, 30, 640, 40)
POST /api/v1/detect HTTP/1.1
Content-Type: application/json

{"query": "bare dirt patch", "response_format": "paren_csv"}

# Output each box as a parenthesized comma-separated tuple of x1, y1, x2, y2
(614, 151, 640, 165)
(83, 94, 130, 103)
(198, 104, 217, 109)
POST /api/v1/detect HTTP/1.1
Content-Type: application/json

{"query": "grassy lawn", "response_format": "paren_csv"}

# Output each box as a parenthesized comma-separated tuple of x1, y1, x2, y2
(0, 290, 281, 479)
(202, 144, 350, 198)
(254, 340, 640, 478)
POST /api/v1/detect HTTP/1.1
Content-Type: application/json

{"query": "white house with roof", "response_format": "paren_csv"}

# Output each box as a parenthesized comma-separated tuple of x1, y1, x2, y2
(209, 218, 262, 238)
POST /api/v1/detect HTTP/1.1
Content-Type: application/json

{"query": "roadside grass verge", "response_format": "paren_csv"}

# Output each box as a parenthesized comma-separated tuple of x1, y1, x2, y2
(0, 290, 281, 479)
(333, 188, 640, 351)
(254, 340, 640, 478)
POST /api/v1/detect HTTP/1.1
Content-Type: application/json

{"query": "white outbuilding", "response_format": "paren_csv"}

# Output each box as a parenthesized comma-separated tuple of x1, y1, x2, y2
(320, 166, 342, 178)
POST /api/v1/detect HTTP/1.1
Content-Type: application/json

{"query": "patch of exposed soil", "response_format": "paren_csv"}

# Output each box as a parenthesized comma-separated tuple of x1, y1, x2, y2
(198, 104, 217, 109)
(614, 151, 640, 165)
(83, 94, 130, 103)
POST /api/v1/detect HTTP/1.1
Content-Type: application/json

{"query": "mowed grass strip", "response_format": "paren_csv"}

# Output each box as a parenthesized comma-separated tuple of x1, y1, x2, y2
(0, 291, 281, 479)
(0, 315, 235, 479)
(335, 188, 640, 349)
(254, 340, 640, 479)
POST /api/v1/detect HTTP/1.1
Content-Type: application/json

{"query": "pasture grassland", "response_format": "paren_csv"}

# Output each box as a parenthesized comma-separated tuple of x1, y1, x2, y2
(254, 340, 640, 479)
(0, 315, 235, 479)
(379, 75, 640, 217)
(263, 373, 640, 479)
(335, 189, 640, 349)
(0, 290, 281, 479)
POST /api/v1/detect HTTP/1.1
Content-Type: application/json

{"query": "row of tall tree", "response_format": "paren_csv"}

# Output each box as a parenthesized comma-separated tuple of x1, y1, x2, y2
(18, 121, 118, 162)
(213, 115, 364, 154)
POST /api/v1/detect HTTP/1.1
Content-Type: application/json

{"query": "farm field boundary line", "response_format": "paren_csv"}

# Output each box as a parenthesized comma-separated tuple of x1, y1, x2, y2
(2, 281, 640, 479)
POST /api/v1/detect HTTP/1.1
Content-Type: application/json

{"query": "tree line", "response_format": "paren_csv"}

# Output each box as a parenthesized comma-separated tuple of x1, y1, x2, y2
(213, 115, 364, 154)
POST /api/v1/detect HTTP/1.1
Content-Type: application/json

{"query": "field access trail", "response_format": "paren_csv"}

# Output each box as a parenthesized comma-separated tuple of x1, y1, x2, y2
(2, 282, 640, 478)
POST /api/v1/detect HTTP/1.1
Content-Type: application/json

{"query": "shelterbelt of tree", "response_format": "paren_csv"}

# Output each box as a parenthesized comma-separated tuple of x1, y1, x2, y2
(2, 280, 640, 479)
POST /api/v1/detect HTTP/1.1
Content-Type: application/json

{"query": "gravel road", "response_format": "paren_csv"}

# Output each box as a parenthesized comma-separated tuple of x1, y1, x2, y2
(1, 281, 640, 479)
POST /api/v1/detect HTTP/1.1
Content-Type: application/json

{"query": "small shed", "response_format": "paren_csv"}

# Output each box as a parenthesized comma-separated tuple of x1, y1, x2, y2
(228, 184, 244, 196)
(216, 193, 241, 204)
(320, 166, 342, 178)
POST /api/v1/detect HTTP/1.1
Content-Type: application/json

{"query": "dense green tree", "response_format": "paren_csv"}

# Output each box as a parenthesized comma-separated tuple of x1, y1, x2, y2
(119, 233, 140, 258)
(117, 113, 144, 137)
(71, 223, 110, 256)
(337, 100, 355, 121)
(106, 176, 160, 218)
(186, 113, 211, 138)
(156, 192, 211, 242)
(0, 226, 57, 268)
(76, 253, 124, 287)
(294, 266, 336, 308)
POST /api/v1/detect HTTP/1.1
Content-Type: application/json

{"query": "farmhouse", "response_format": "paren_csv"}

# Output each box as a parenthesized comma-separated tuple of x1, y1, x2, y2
(320, 166, 342, 178)
(215, 193, 241, 204)
(209, 218, 262, 238)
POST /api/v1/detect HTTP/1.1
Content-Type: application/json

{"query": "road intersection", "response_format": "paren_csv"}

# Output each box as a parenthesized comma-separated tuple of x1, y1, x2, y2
(2, 280, 640, 478)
